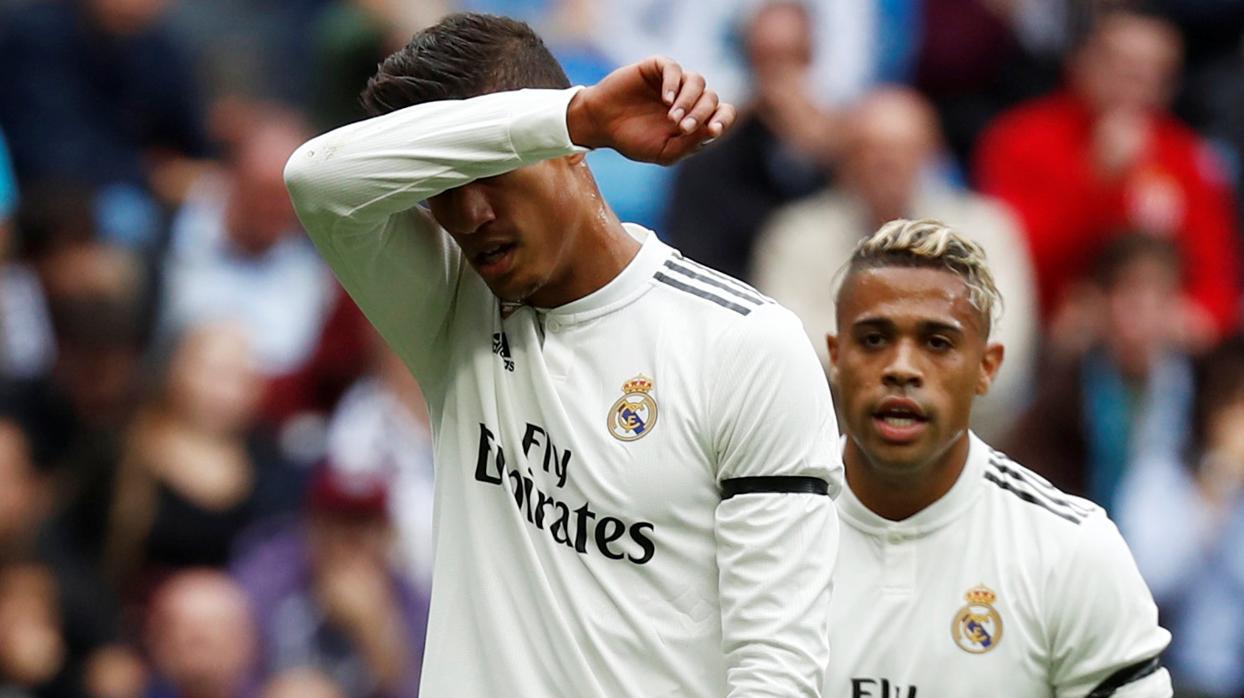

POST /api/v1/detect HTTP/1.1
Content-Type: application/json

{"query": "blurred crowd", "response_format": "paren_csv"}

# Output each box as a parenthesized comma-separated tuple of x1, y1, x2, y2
(0, 0, 1242, 696)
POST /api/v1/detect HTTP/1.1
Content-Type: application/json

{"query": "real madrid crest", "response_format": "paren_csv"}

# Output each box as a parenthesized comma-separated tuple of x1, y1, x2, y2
(951, 584, 1003, 654)
(609, 374, 658, 441)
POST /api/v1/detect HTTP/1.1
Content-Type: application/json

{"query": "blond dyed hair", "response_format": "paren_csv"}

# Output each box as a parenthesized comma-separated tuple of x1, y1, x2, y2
(842, 218, 1003, 335)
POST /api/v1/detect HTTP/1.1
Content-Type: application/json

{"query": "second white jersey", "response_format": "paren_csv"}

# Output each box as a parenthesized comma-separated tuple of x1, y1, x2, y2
(827, 433, 1171, 698)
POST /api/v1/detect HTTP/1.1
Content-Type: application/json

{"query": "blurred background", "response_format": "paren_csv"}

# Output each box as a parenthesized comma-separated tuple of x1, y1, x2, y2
(0, 0, 1241, 696)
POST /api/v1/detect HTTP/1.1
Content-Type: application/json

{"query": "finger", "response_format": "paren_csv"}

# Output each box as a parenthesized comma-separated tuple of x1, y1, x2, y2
(706, 102, 737, 138)
(658, 58, 682, 105)
(679, 89, 719, 134)
(668, 72, 705, 124)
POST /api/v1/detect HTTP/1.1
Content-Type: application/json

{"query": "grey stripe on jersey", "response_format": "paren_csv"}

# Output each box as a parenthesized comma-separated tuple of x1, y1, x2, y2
(662, 260, 764, 305)
(653, 271, 752, 315)
(672, 253, 774, 304)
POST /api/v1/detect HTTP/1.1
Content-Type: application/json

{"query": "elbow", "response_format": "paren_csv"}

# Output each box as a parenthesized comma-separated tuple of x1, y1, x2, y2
(283, 140, 322, 215)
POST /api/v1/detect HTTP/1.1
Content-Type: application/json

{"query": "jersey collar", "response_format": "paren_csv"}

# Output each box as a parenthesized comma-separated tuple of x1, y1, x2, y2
(837, 431, 988, 538)
(539, 223, 668, 324)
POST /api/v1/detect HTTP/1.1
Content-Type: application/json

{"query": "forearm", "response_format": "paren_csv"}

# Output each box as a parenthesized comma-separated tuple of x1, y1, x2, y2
(716, 493, 838, 697)
(283, 87, 586, 236)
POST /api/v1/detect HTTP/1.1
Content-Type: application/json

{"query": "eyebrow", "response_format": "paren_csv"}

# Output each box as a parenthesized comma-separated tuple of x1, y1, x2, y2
(851, 316, 965, 335)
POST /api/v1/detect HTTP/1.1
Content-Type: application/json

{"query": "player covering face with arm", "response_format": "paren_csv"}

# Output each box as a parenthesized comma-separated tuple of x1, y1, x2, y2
(824, 219, 1171, 697)
(284, 12, 841, 698)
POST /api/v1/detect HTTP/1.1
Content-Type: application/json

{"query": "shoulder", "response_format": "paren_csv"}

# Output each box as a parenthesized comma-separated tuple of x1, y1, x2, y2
(649, 251, 781, 326)
(979, 446, 1100, 532)
(987, 94, 1071, 133)
(978, 94, 1078, 161)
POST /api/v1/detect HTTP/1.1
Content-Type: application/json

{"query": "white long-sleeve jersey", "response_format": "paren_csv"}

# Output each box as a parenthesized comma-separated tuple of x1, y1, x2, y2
(284, 87, 843, 697)
(827, 433, 1172, 698)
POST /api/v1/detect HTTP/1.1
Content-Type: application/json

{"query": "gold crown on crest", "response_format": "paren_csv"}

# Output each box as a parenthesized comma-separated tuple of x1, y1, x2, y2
(622, 375, 654, 394)
(964, 585, 997, 605)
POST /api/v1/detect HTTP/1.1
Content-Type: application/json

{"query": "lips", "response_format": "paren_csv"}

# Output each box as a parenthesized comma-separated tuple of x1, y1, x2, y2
(871, 396, 929, 444)
(472, 242, 517, 279)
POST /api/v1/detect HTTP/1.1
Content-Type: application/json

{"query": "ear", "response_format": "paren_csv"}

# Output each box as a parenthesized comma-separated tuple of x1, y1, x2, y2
(975, 342, 1005, 396)
(826, 334, 840, 383)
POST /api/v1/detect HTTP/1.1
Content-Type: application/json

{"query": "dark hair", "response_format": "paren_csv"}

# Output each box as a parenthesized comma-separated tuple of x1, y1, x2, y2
(360, 13, 570, 117)
(1069, 0, 1174, 51)
(1091, 233, 1180, 289)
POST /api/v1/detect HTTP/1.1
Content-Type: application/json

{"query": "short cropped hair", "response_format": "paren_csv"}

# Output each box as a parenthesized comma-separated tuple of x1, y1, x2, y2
(841, 218, 1003, 335)
(361, 13, 570, 117)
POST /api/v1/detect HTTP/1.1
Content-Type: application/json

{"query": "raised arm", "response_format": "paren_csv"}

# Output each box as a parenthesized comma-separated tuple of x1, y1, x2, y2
(283, 87, 587, 385)
(283, 57, 735, 387)
(710, 306, 843, 696)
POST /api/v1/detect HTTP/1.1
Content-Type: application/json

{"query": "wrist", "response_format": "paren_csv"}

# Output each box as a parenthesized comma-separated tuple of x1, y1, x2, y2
(566, 87, 603, 150)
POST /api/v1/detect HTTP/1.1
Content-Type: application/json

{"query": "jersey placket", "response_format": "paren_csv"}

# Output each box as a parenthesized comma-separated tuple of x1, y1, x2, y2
(539, 312, 572, 383)
(880, 527, 917, 597)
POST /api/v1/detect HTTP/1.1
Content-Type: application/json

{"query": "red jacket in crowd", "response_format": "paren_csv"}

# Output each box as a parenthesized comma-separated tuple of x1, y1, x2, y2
(976, 91, 1241, 336)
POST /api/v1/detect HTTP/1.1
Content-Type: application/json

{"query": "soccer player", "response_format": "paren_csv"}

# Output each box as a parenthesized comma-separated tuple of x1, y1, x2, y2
(824, 219, 1171, 697)
(283, 12, 842, 698)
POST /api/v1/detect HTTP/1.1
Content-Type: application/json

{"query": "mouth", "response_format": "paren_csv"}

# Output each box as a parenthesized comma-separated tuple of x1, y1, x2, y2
(473, 242, 517, 279)
(870, 397, 929, 444)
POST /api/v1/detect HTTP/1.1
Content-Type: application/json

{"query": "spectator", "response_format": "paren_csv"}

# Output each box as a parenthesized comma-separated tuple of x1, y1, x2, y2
(159, 110, 336, 381)
(0, 420, 124, 698)
(232, 467, 426, 698)
(259, 668, 346, 698)
(145, 571, 257, 698)
(664, 0, 839, 280)
(0, 0, 209, 246)
(84, 645, 149, 698)
(1006, 234, 1194, 508)
(326, 338, 435, 588)
(752, 87, 1037, 441)
(103, 323, 297, 596)
(0, 564, 66, 696)
(975, 3, 1241, 344)
(14, 246, 148, 564)
(1115, 335, 1244, 696)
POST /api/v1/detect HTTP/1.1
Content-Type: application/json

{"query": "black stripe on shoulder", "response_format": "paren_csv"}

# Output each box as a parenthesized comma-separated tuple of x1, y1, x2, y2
(672, 252, 774, 303)
(1087, 657, 1162, 697)
(988, 449, 1095, 516)
(654, 272, 751, 315)
(721, 476, 829, 500)
(982, 471, 1083, 525)
(988, 457, 1094, 519)
(663, 260, 764, 305)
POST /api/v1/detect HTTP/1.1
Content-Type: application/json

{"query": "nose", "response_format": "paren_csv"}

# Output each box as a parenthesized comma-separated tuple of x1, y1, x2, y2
(433, 183, 495, 236)
(882, 340, 923, 389)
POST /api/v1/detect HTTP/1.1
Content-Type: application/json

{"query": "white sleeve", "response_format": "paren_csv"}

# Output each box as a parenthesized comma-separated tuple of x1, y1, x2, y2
(1047, 512, 1173, 698)
(282, 87, 587, 388)
(709, 305, 843, 697)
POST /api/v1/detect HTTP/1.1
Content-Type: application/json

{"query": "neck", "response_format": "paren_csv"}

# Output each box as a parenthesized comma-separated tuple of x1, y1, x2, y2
(844, 431, 971, 521)
(527, 188, 639, 308)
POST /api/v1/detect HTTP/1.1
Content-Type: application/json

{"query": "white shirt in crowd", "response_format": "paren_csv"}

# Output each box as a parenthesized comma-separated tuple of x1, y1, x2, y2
(828, 432, 1172, 698)
(284, 87, 843, 697)
(162, 174, 335, 375)
(326, 375, 437, 590)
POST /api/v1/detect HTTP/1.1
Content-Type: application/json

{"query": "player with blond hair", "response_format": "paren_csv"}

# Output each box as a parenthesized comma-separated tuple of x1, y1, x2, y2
(825, 219, 1171, 697)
